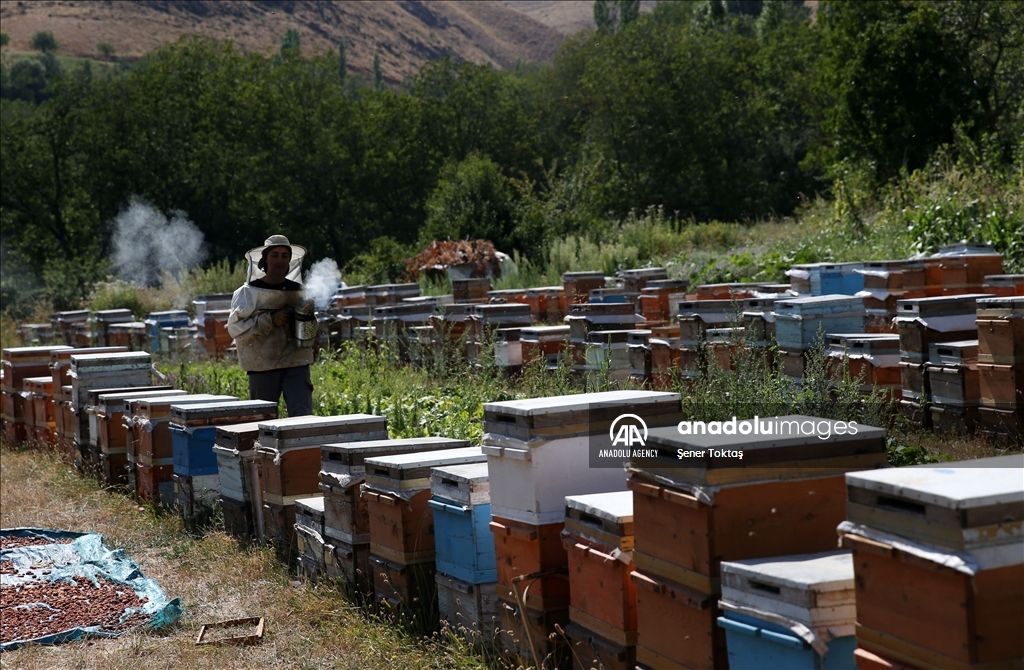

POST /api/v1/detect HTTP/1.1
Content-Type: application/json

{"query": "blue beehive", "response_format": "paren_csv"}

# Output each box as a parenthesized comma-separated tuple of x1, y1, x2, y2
(428, 462, 496, 584)
(169, 400, 278, 477)
(144, 310, 191, 352)
(773, 295, 865, 351)
(718, 551, 857, 670)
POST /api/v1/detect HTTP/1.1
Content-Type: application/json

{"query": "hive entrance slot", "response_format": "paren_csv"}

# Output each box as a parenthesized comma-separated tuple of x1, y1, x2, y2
(876, 495, 927, 517)
(748, 580, 781, 595)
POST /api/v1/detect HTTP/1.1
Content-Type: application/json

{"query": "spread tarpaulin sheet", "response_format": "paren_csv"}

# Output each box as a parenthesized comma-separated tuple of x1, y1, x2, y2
(0, 528, 182, 651)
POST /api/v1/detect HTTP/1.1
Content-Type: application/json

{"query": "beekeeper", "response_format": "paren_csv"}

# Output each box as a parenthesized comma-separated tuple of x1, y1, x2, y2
(227, 234, 314, 416)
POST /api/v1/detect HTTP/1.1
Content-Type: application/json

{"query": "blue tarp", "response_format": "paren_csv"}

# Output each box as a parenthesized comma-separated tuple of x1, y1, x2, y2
(1, 528, 182, 651)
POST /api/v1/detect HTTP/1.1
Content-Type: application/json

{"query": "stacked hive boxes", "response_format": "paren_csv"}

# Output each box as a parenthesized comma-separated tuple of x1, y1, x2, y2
(482, 390, 681, 665)
(975, 296, 1024, 444)
(3, 346, 72, 443)
(213, 421, 263, 539)
(93, 388, 178, 486)
(981, 274, 1024, 297)
(894, 295, 991, 427)
(520, 326, 571, 370)
(524, 286, 566, 324)
(841, 456, 1024, 670)
(373, 303, 437, 362)
(493, 327, 524, 375)
(318, 437, 468, 598)
(627, 329, 654, 386)
(467, 304, 532, 364)
(130, 394, 235, 504)
(294, 495, 328, 580)
(639, 279, 690, 325)
(826, 334, 901, 399)
(677, 300, 734, 381)
(566, 303, 644, 377)
(628, 416, 887, 670)
(855, 261, 912, 329)
(563, 271, 606, 305)
(717, 551, 858, 670)
(52, 310, 89, 346)
(774, 296, 865, 384)
(562, 491, 637, 670)
(48, 347, 125, 456)
(22, 376, 54, 445)
(93, 309, 136, 347)
(649, 324, 682, 390)
(169, 400, 278, 518)
(362, 447, 486, 625)
(430, 462, 499, 642)
(452, 278, 491, 303)
(253, 415, 388, 548)
(925, 340, 980, 433)
(69, 351, 153, 471)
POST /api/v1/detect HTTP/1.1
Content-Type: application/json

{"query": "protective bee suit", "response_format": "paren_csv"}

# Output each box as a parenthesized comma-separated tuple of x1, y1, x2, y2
(227, 235, 314, 415)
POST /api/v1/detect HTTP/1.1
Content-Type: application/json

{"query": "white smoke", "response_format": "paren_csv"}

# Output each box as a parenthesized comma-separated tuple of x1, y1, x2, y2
(304, 258, 342, 310)
(111, 198, 207, 286)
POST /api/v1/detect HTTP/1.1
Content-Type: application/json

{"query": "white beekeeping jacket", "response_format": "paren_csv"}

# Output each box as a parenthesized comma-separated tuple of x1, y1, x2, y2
(226, 284, 314, 372)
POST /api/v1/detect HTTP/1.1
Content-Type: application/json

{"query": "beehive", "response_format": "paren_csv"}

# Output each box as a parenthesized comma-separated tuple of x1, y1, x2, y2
(169, 400, 278, 477)
(429, 462, 495, 584)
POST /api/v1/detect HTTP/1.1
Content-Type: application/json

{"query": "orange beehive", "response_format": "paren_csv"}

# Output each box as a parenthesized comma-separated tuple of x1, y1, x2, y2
(563, 491, 637, 646)
(490, 516, 570, 611)
(632, 569, 727, 670)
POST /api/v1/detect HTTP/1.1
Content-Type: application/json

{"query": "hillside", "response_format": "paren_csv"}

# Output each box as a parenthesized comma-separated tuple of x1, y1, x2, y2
(0, 0, 572, 84)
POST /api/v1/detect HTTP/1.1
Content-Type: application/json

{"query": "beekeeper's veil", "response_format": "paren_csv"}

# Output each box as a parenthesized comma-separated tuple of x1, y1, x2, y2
(245, 234, 306, 283)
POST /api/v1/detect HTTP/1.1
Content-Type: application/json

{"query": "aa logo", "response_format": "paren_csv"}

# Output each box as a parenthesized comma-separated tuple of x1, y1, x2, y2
(610, 414, 648, 448)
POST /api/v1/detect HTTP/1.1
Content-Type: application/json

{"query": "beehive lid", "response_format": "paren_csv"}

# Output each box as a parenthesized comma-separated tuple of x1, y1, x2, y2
(3, 345, 74, 365)
(294, 495, 325, 516)
(774, 295, 864, 316)
(896, 294, 993, 319)
(214, 421, 264, 451)
(319, 438, 471, 469)
(587, 329, 633, 344)
(24, 376, 53, 392)
(50, 347, 127, 366)
(566, 490, 633, 525)
(642, 279, 690, 292)
(627, 330, 652, 345)
(977, 296, 1024, 317)
(520, 326, 570, 339)
(705, 327, 743, 344)
(928, 340, 979, 366)
(170, 400, 278, 424)
(364, 447, 485, 492)
(257, 414, 388, 449)
(135, 395, 236, 419)
(742, 297, 779, 311)
(430, 462, 490, 505)
(563, 271, 605, 281)
(636, 415, 887, 484)
(623, 267, 668, 279)
(721, 551, 854, 613)
(845, 455, 1024, 510)
(94, 309, 135, 322)
(472, 303, 532, 318)
(70, 351, 151, 373)
(677, 299, 733, 314)
(97, 388, 181, 412)
(88, 385, 175, 407)
(484, 390, 679, 418)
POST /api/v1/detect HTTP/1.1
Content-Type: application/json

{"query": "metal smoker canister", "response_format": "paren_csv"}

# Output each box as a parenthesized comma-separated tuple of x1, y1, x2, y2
(294, 300, 318, 347)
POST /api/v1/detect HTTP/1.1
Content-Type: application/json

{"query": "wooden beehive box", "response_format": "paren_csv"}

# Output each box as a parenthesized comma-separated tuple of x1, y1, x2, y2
(845, 454, 1024, 551)
(826, 333, 901, 392)
(452, 278, 491, 303)
(634, 415, 887, 487)
(320, 437, 470, 545)
(94, 389, 182, 456)
(490, 514, 571, 610)
(482, 390, 681, 525)
(976, 296, 1024, 365)
(677, 300, 734, 346)
(841, 528, 1022, 669)
(627, 329, 653, 384)
(563, 490, 636, 644)
(3, 346, 73, 395)
(894, 294, 992, 362)
(49, 347, 127, 391)
(565, 302, 639, 343)
(718, 551, 857, 670)
(362, 447, 486, 566)
(519, 325, 570, 368)
(978, 362, 1024, 408)
(436, 574, 500, 643)
(622, 267, 669, 295)
(563, 271, 606, 304)
(639, 279, 690, 322)
(132, 395, 235, 465)
(69, 352, 153, 426)
(429, 462, 495, 584)
(581, 328, 634, 381)
(294, 494, 326, 536)
(774, 295, 865, 351)
(981, 274, 1024, 297)
(257, 414, 388, 451)
(926, 364, 980, 407)
(213, 420, 263, 504)
(170, 400, 278, 477)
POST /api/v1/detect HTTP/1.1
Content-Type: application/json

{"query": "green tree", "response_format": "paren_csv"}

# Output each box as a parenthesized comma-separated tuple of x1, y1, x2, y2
(594, 0, 617, 34)
(29, 31, 58, 54)
(619, 0, 640, 27)
(373, 54, 383, 90)
(421, 154, 520, 252)
(1, 33, 10, 47)
(97, 42, 115, 60)
(338, 39, 346, 83)
(280, 28, 300, 55)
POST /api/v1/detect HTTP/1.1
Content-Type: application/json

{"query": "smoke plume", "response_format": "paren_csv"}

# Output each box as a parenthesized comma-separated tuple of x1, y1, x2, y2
(111, 198, 207, 286)
(304, 258, 342, 310)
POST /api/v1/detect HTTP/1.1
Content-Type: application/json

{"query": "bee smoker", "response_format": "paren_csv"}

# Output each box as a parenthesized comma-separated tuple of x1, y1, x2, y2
(293, 298, 318, 348)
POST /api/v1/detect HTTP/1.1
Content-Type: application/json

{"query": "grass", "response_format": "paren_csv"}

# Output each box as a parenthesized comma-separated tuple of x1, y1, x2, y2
(0, 445, 494, 670)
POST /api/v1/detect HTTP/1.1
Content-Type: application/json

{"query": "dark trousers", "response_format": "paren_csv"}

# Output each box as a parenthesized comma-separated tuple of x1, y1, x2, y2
(247, 365, 313, 417)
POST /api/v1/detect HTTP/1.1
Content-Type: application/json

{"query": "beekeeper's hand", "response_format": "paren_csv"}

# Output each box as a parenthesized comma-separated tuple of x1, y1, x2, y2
(271, 309, 291, 327)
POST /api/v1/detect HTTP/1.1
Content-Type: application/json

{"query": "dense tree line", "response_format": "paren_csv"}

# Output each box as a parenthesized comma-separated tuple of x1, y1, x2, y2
(1, 0, 1021, 307)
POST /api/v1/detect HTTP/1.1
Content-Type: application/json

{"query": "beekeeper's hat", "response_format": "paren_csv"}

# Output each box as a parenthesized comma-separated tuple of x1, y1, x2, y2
(245, 234, 306, 283)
